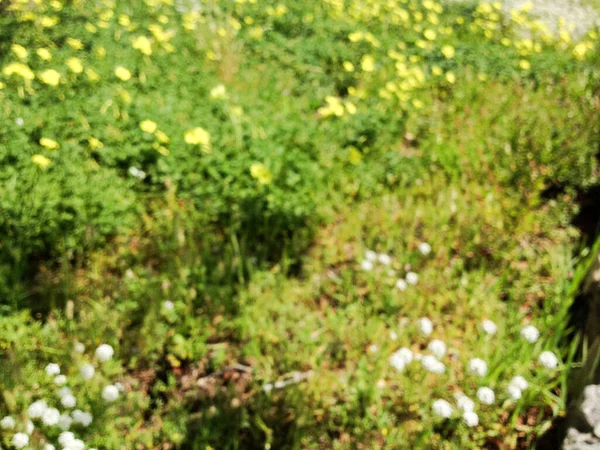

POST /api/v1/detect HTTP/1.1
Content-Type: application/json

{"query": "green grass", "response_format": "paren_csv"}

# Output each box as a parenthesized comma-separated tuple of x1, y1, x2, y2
(1, 0, 600, 448)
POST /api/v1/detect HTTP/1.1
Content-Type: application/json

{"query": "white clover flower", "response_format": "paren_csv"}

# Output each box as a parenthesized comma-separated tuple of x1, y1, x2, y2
(16, 117, 24, 126)
(54, 374, 67, 386)
(71, 410, 93, 427)
(128, 166, 146, 179)
(12, 432, 29, 449)
(25, 419, 34, 434)
(432, 399, 453, 418)
(27, 399, 48, 418)
(507, 384, 522, 400)
(58, 431, 75, 446)
(365, 250, 377, 262)
(44, 444, 56, 450)
(42, 407, 60, 426)
(428, 339, 447, 359)
(395, 279, 408, 291)
(419, 317, 433, 336)
(463, 410, 479, 427)
(58, 387, 72, 397)
(418, 242, 432, 255)
(0, 416, 15, 429)
(468, 358, 488, 377)
(421, 355, 445, 374)
(74, 342, 85, 353)
(406, 272, 419, 285)
(102, 384, 120, 402)
(360, 260, 373, 271)
(477, 387, 495, 405)
(539, 350, 559, 369)
(45, 363, 61, 376)
(80, 363, 95, 380)
(389, 331, 398, 341)
(378, 253, 392, 265)
(481, 319, 497, 335)
(58, 413, 72, 430)
(368, 344, 378, 353)
(521, 325, 540, 343)
(95, 343, 114, 362)
(163, 300, 174, 310)
(66, 439, 85, 450)
(510, 376, 528, 391)
(263, 383, 273, 393)
(389, 347, 413, 371)
(454, 393, 475, 413)
(61, 394, 77, 408)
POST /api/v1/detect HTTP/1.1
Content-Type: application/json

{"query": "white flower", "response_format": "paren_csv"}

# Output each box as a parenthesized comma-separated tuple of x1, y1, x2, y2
(71, 410, 93, 427)
(360, 260, 373, 271)
(12, 432, 29, 449)
(477, 387, 495, 405)
(378, 253, 392, 265)
(418, 242, 432, 255)
(468, 358, 488, 377)
(406, 272, 419, 285)
(0, 416, 15, 429)
(428, 339, 447, 358)
(432, 399, 453, 418)
(389, 331, 398, 341)
(463, 411, 479, 427)
(421, 355, 445, 374)
(102, 384, 120, 402)
(389, 347, 413, 371)
(58, 387, 72, 397)
(481, 319, 497, 335)
(58, 431, 75, 446)
(263, 383, 273, 393)
(163, 300, 174, 310)
(54, 374, 67, 386)
(66, 439, 85, 450)
(80, 363, 95, 380)
(507, 384, 522, 400)
(368, 344, 378, 353)
(454, 393, 475, 413)
(419, 317, 433, 336)
(25, 419, 34, 434)
(395, 279, 407, 291)
(16, 117, 24, 126)
(95, 343, 115, 362)
(45, 363, 61, 376)
(128, 166, 146, 179)
(521, 325, 540, 343)
(74, 342, 85, 353)
(28, 399, 48, 418)
(42, 407, 60, 426)
(365, 250, 377, 262)
(539, 350, 559, 369)
(61, 394, 77, 408)
(58, 413, 72, 430)
(509, 376, 528, 391)
(45, 444, 56, 450)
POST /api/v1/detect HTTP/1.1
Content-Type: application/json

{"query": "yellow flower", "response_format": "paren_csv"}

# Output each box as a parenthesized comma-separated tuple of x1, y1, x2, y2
(348, 146, 362, 165)
(85, 23, 97, 33)
(360, 55, 375, 72)
(250, 163, 273, 184)
(348, 31, 364, 42)
(573, 42, 591, 60)
(115, 66, 132, 81)
(423, 29, 437, 40)
(0, 81, 5, 89)
(318, 96, 344, 117)
(96, 47, 107, 58)
(40, 138, 60, 149)
(118, 15, 131, 26)
(32, 154, 51, 168)
(431, 65, 442, 76)
(37, 48, 52, 61)
(184, 127, 211, 152)
(85, 68, 100, 82)
(67, 38, 84, 50)
(519, 59, 531, 70)
(132, 36, 152, 56)
(445, 71, 456, 84)
(155, 130, 170, 143)
(66, 57, 83, 74)
(345, 101, 357, 115)
(40, 16, 59, 27)
(88, 137, 104, 149)
(441, 45, 455, 58)
(38, 69, 61, 86)
(11, 44, 28, 59)
(120, 89, 132, 104)
(210, 84, 227, 100)
(3, 62, 34, 80)
(343, 61, 355, 72)
(140, 120, 158, 134)
(248, 26, 264, 40)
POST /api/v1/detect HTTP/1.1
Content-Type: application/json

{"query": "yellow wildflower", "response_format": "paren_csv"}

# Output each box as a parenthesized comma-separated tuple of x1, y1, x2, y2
(32, 154, 51, 168)
(519, 59, 531, 70)
(348, 146, 362, 165)
(348, 31, 364, 42)
(40, 138, 60, 150)
(115, 66, 132, 81)
(445, 71, 456, 84)
(155, 130, 170, 143)
(88, 137, 104, 149)
(118, 15, 131, 26)
(85, 68, 100, 82)
(85, 23, 97, 33)
(184, 127, 211, 152)
(132, 36, 152, 56)
(0, 81, 5, 89)
(360, 55, 375, 72)
(37, 48, 52, 61)
(38, 69, 61, 86)
(3, 62, 34, 80)
(40, 16, 59, 27)
(441, 45, 455, 58)
(431, 65, 442, 76)
(11, 44, 28, 60)
(345, 101, 357, 115)
(67, 38, 84, 50)
(140, 120, 158, 134)
(250, 163, 273, 184)
(66, 57, 83, 74)
(343, 61, 355, 72)
(423, 29, 437, 40)
(96, 47, 107, 58)
(210, 84, 227, 100)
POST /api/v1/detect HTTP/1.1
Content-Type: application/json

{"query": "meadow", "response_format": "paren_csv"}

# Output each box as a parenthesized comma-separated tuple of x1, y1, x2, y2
(1, 0, 599, 448)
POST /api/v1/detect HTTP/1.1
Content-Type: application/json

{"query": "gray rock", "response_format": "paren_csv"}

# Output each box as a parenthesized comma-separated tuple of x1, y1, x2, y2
(563, 427, 600, 450)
